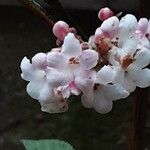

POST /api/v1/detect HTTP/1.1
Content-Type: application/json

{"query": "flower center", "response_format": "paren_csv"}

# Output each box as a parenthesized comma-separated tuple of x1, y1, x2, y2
(121, 55, 134, 69)
(69, 57, 79, 65)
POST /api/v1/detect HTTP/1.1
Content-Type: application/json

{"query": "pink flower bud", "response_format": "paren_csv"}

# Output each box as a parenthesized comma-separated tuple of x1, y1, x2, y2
(98, 7, 114, 21)
(94, 27, 105, 43)
(53, 21, 69, 41)
(32, 53, 47, 70)
(138, 18, 149, 34)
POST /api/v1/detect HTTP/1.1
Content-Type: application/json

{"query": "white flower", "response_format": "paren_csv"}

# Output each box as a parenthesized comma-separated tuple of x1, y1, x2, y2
(47, 33, 99, 98)
(98, 14, 150, 92)
(75, 66, 129, 114)
(102, 47, 150, 93)
(20, 54, 68, 113)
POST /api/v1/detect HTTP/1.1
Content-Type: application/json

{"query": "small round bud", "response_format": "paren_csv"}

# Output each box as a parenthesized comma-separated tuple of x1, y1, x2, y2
(98, 7, 114, 21)
(53, 21, 69, 41)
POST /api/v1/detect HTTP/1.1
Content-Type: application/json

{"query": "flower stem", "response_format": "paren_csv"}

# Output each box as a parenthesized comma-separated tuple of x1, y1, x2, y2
(128, 88, 147, 150)
(17, 0, 55, 28)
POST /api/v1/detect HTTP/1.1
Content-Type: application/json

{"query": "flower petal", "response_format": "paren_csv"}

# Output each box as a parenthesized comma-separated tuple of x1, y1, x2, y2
(103, 84, 129, 101)
(39, 84, 54, 104)
(79, 49, 99, 70)
(97, 65, 114, 85)
(46, 68, 73, 88)
(101, 16, 119, 38)
(128, 65, 150, 88)
(75, 77, 94, 108)
(123, 73, 136, 92)
(20, 57, 34, 81)
(47, 51, 66, 68)
(135, 68, 150, 88)
(93, 90, 113, 114)
(32, 53, 47, 70)
(61, 33, 82, 57)
(26, 80, 45, 100)
(119, 14, 138, 36)
(133, 47, 150, 68)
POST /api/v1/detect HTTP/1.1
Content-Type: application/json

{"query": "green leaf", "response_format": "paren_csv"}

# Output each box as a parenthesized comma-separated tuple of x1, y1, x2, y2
(21, 139, 74, 150)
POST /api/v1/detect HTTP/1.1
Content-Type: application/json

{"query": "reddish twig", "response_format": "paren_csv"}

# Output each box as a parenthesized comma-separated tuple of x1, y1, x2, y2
(17, 0, 55, 28)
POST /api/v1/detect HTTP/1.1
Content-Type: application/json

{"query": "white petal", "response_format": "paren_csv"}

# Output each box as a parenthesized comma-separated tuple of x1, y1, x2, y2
(46, 68, 73, 87)
(93, 90, 113, 114)
(32, 53, 47, 70)
(79, 49, 99, 70)
(140, 37, 150, 49)
(123, 74, 136, 92)
(135, 69, 150, 88)
(61, 33, 82, 57)
(61, 86, 71, 98)
(75, 77, 94, 108)
(128, 65, 150, 88)
(101, 16, 119, 38)
(20, 57, 34, 81)
(119, 14, 138, 36)
(119, 34, 138, 56)
(103, 84, 129, 101)
(47, 52, 66, 68)
(39, 84, 54, 104)
(26, 80, 45, 100)
(97, 65, 114, 85)
(133, 47, 150, 68)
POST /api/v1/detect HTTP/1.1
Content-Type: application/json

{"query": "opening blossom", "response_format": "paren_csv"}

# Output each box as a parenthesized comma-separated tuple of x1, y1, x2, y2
(20, 8, 150, 114)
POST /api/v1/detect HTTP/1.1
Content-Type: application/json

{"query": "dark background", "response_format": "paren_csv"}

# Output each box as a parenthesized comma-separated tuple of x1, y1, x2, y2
(0, 0, 150, 150)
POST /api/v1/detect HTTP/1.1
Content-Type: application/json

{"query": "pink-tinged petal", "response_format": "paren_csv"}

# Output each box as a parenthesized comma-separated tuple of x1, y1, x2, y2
(97, 65, 114, 85)
(98, 7, 114, 21)
(104, 84, 129, 101)
(94, 27, 105, 43)
(93, 90, 113, 114)
(61, 33, 82, 57)
(47, 51, 66, 68)
(20, 57, 35, 81)
(133, 47, 150, 68)
(46, 68, 73, 88)
(79, 49, 99, 70)
(61, 86, 71, 98)
(41, 100, 68, 113)
(101, 16, 119, 38)
(52, 21, 69, 41)
(32, 52, 47, 70)
(75, 77, 94, 108)
(138, 18, 149, 34)
(69, 81, 81, 96)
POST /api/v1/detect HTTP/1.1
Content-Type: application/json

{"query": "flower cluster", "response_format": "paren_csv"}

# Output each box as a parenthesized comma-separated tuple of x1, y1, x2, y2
(20, 8, 150, 114)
